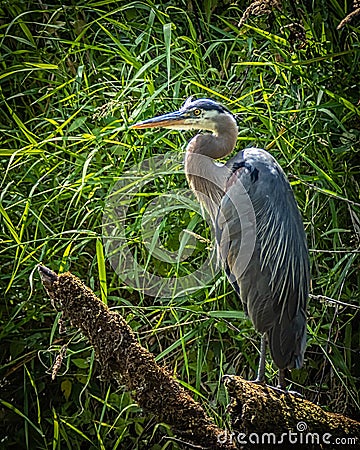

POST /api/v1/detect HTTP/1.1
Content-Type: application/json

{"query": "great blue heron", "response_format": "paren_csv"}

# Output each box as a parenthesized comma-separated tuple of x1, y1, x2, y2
(131, 98, 310, 389)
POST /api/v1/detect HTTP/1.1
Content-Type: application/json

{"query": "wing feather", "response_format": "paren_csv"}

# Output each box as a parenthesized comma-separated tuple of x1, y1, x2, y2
(215, 148, 310, 368)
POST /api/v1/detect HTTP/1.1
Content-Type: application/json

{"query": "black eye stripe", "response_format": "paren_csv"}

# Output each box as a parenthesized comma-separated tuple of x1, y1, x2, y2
(189, 99, 231, 115)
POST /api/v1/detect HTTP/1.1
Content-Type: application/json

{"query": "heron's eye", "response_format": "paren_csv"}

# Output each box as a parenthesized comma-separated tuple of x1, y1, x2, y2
(193, 109, 201, 116)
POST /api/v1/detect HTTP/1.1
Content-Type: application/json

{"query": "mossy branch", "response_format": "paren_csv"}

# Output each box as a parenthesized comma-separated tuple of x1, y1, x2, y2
(38, 265, 359, 449)
(223, 376, 360, 447)
(38, 265, 235, 450)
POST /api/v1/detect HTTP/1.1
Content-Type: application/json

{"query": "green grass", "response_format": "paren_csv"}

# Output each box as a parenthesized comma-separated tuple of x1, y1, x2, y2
(1, 1, 360, 448)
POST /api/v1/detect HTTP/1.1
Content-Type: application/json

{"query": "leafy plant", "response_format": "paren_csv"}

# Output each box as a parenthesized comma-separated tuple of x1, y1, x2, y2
(1, 1, 359, 448)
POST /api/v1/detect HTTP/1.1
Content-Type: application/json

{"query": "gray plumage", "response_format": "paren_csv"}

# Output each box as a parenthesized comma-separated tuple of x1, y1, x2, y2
(218, 148, 308, 370)
(132, 98, 310, 387)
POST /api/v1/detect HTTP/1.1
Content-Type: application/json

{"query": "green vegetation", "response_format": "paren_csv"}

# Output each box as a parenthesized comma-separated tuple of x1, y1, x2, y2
(1, 1, 359, 448)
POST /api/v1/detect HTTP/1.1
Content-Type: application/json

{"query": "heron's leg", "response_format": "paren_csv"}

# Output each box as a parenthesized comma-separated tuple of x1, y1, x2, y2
(254, 333, 266, 383)
(276, 369, 303, 397)
(278, 368, 286, 390)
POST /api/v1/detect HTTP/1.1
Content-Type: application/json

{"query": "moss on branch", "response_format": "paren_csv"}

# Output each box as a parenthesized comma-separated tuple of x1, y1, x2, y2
(39, 265, 359, 450)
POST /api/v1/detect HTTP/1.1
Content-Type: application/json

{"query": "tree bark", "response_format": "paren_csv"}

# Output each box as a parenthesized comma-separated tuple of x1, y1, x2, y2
(38, 265, 235, 450)
(38, 265, 360, 449)
(224, 375, 359, 448)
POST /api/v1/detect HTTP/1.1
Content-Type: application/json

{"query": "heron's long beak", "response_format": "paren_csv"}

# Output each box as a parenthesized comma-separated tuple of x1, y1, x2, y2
(131, 110, 186, 129)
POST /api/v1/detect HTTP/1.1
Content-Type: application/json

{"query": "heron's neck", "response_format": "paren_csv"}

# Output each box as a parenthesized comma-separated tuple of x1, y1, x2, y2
(184, 115, 238, 220)
(186, 114, 238, 159)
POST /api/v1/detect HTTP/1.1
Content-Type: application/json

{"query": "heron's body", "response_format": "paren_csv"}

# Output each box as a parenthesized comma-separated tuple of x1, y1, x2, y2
(132, 98, 310, 387)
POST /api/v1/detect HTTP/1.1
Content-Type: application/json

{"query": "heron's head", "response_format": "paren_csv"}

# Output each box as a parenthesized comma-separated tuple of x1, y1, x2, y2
(131, 98, 235, 133)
